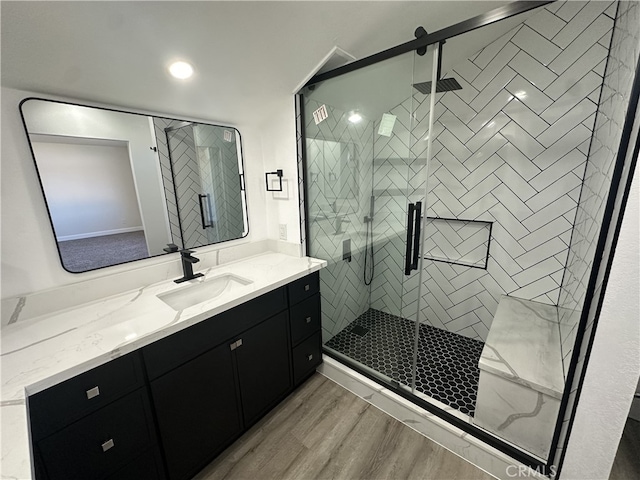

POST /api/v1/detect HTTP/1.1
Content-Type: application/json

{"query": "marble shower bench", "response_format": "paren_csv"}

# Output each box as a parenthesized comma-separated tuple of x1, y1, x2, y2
(473, 296, 564, 460)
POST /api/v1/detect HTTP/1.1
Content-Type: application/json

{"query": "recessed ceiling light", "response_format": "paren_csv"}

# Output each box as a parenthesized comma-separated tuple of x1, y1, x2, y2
(348, 112, 362, 124)
(169, 61, 194, 79)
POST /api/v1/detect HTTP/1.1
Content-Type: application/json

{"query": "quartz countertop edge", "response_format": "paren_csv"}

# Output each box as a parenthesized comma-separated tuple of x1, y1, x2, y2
(0, 252, 326, 480)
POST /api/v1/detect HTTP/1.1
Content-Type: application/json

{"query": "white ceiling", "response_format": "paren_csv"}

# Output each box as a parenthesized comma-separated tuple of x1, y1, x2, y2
(1, 1, 536, 128)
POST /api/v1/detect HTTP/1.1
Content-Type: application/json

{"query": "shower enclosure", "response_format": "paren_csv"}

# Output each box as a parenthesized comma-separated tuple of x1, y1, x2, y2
(299, 0, 640, 475)
(161, 122, 247, 248)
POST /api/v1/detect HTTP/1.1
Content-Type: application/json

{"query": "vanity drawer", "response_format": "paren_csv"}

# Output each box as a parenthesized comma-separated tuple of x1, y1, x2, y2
(288, 271, 320, 306)
(292, 331, 322, 385)
(37, 389, 155, 480)
(289, 294, 321, 346)
(29, 352, 145, 441)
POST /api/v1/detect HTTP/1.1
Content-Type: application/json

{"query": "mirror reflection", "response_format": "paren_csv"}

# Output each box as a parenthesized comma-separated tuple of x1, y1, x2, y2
(20, 98, 248, 273)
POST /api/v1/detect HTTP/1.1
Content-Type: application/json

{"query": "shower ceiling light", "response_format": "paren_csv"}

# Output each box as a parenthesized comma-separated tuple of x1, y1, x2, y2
(348, 112, 362, 124)
(169, 61, 194, 79)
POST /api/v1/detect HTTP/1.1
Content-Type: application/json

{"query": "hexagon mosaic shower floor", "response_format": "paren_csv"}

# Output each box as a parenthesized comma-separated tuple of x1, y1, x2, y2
(325, 308, 484, 416)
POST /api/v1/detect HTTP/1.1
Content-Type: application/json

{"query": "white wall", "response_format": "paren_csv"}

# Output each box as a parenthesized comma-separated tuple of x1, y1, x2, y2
(260, 98, 302, 245)
(32, 141, 143, 240)
(561, 164, 639, 479)
(0, 87, 268, 298)
(21, 98, 170, 256)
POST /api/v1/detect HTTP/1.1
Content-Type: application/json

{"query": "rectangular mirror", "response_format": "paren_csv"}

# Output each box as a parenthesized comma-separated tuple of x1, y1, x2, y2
(20, 98, 249, 273)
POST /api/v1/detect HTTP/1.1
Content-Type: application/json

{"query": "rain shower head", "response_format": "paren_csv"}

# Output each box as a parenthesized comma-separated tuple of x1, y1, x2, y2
(413, 39, 462, 94)
(413, 77, 462, 94)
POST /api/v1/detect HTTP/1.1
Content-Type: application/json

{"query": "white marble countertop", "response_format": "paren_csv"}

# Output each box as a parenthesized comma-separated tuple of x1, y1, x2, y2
(478, 296, 564, 399)
(0, 252, 326, 480)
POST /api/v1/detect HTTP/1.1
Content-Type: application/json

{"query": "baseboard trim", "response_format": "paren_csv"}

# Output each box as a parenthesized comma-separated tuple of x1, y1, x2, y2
(57, 227, 143, 242)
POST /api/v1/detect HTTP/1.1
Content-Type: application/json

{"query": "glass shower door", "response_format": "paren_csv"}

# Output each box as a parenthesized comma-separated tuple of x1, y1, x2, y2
(303, 48, 436, 391)
(166, 123, 246, 248)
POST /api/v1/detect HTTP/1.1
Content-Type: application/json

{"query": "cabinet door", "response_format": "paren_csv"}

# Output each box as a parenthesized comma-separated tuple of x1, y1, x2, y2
(235, 311, 291, 425)
(150, 343, 242, 480)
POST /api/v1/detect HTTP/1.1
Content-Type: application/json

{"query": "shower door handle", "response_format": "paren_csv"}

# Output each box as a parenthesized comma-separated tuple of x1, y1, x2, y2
(404, 203, 416, 275)
(198, 194, 212, 229)
(411, 201, 422, 271)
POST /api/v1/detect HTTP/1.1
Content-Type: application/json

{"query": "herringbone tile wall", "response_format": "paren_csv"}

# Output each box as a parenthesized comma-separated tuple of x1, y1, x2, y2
(165, 126, 211, 248)
(304, 100, 375, 342)
(154, 118, 185, 248)
(154, 120, 245, 250)
(193, 125, 245, 243)
(554, 0, 640, 469)
(371, 1, 615, 342)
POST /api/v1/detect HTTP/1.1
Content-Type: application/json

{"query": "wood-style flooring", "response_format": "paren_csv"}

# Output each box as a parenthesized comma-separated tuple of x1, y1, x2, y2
(610, 417, 640, 480)
(194, 374, 495, 480)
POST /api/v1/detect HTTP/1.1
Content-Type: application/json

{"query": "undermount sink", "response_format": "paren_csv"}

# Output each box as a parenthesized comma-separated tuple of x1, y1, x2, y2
(157, 273, 253, 311)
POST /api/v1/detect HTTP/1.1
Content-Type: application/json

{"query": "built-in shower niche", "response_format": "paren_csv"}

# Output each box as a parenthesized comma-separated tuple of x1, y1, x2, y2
(423, 217, 491, 269)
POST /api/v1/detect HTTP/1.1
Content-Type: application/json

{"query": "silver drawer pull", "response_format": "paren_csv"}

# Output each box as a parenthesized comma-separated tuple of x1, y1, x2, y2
(101, 439, 115, 452)
(305, 316, 312, 324)
(307, 354, 313, 361)
(304, 284, 310, 291)
(86, 386, 100, 400)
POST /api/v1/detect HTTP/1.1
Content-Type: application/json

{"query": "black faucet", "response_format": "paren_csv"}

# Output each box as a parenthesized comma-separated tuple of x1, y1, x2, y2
(175, 249, 204, 283)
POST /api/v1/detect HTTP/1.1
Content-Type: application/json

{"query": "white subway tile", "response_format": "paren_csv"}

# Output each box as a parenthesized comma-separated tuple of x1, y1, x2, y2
(522, 194, 577, 232)
(466, 112, 511, 153)
(506, 75, 554, 114)
(549, 14, 613, 74)
(453, 59, 482, 84)
(509, 50, 558, 90)
(472, 42, 520, 90)
(461, 153, 504, 190)
(530, 148, 587, 191)
(440, 91, 477, 123)
(470, 66, 517, 112)
(527, 172, 583, 213)
(494, 164, 537, 201)
(537, 98, 597, 147)
(503, 97, 550, 137)
(473, 25, 521, 69)
(512, 25, 562, 66)
(545, 43, 608, 100)
(525, 8, 567, 40)
(533, 124, 591, 170)
(464, 133, 508, 171)
(542, 71, 602, 123)
(438, 127, 473, 161)
(500, 121, 545, 159)
(468, 90, 513, 132)
(555, 1, 587, 22)
(552, 1, 611, 49)
(496, 143, 541, 181)
(438, 111, 474, 144)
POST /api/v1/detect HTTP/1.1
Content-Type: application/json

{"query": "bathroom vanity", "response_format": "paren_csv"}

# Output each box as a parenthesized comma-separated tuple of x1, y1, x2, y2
(1, 253, 326, 480)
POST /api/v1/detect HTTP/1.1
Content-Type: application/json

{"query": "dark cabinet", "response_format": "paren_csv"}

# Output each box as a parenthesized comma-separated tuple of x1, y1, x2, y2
(288, 273, 322, 386)
(145, 288, 293, 480)
(29, 352, 161, 480)
(150, 342, 242, 480)
(28, 272, 323, 480)
(236, 311, 291, 425)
